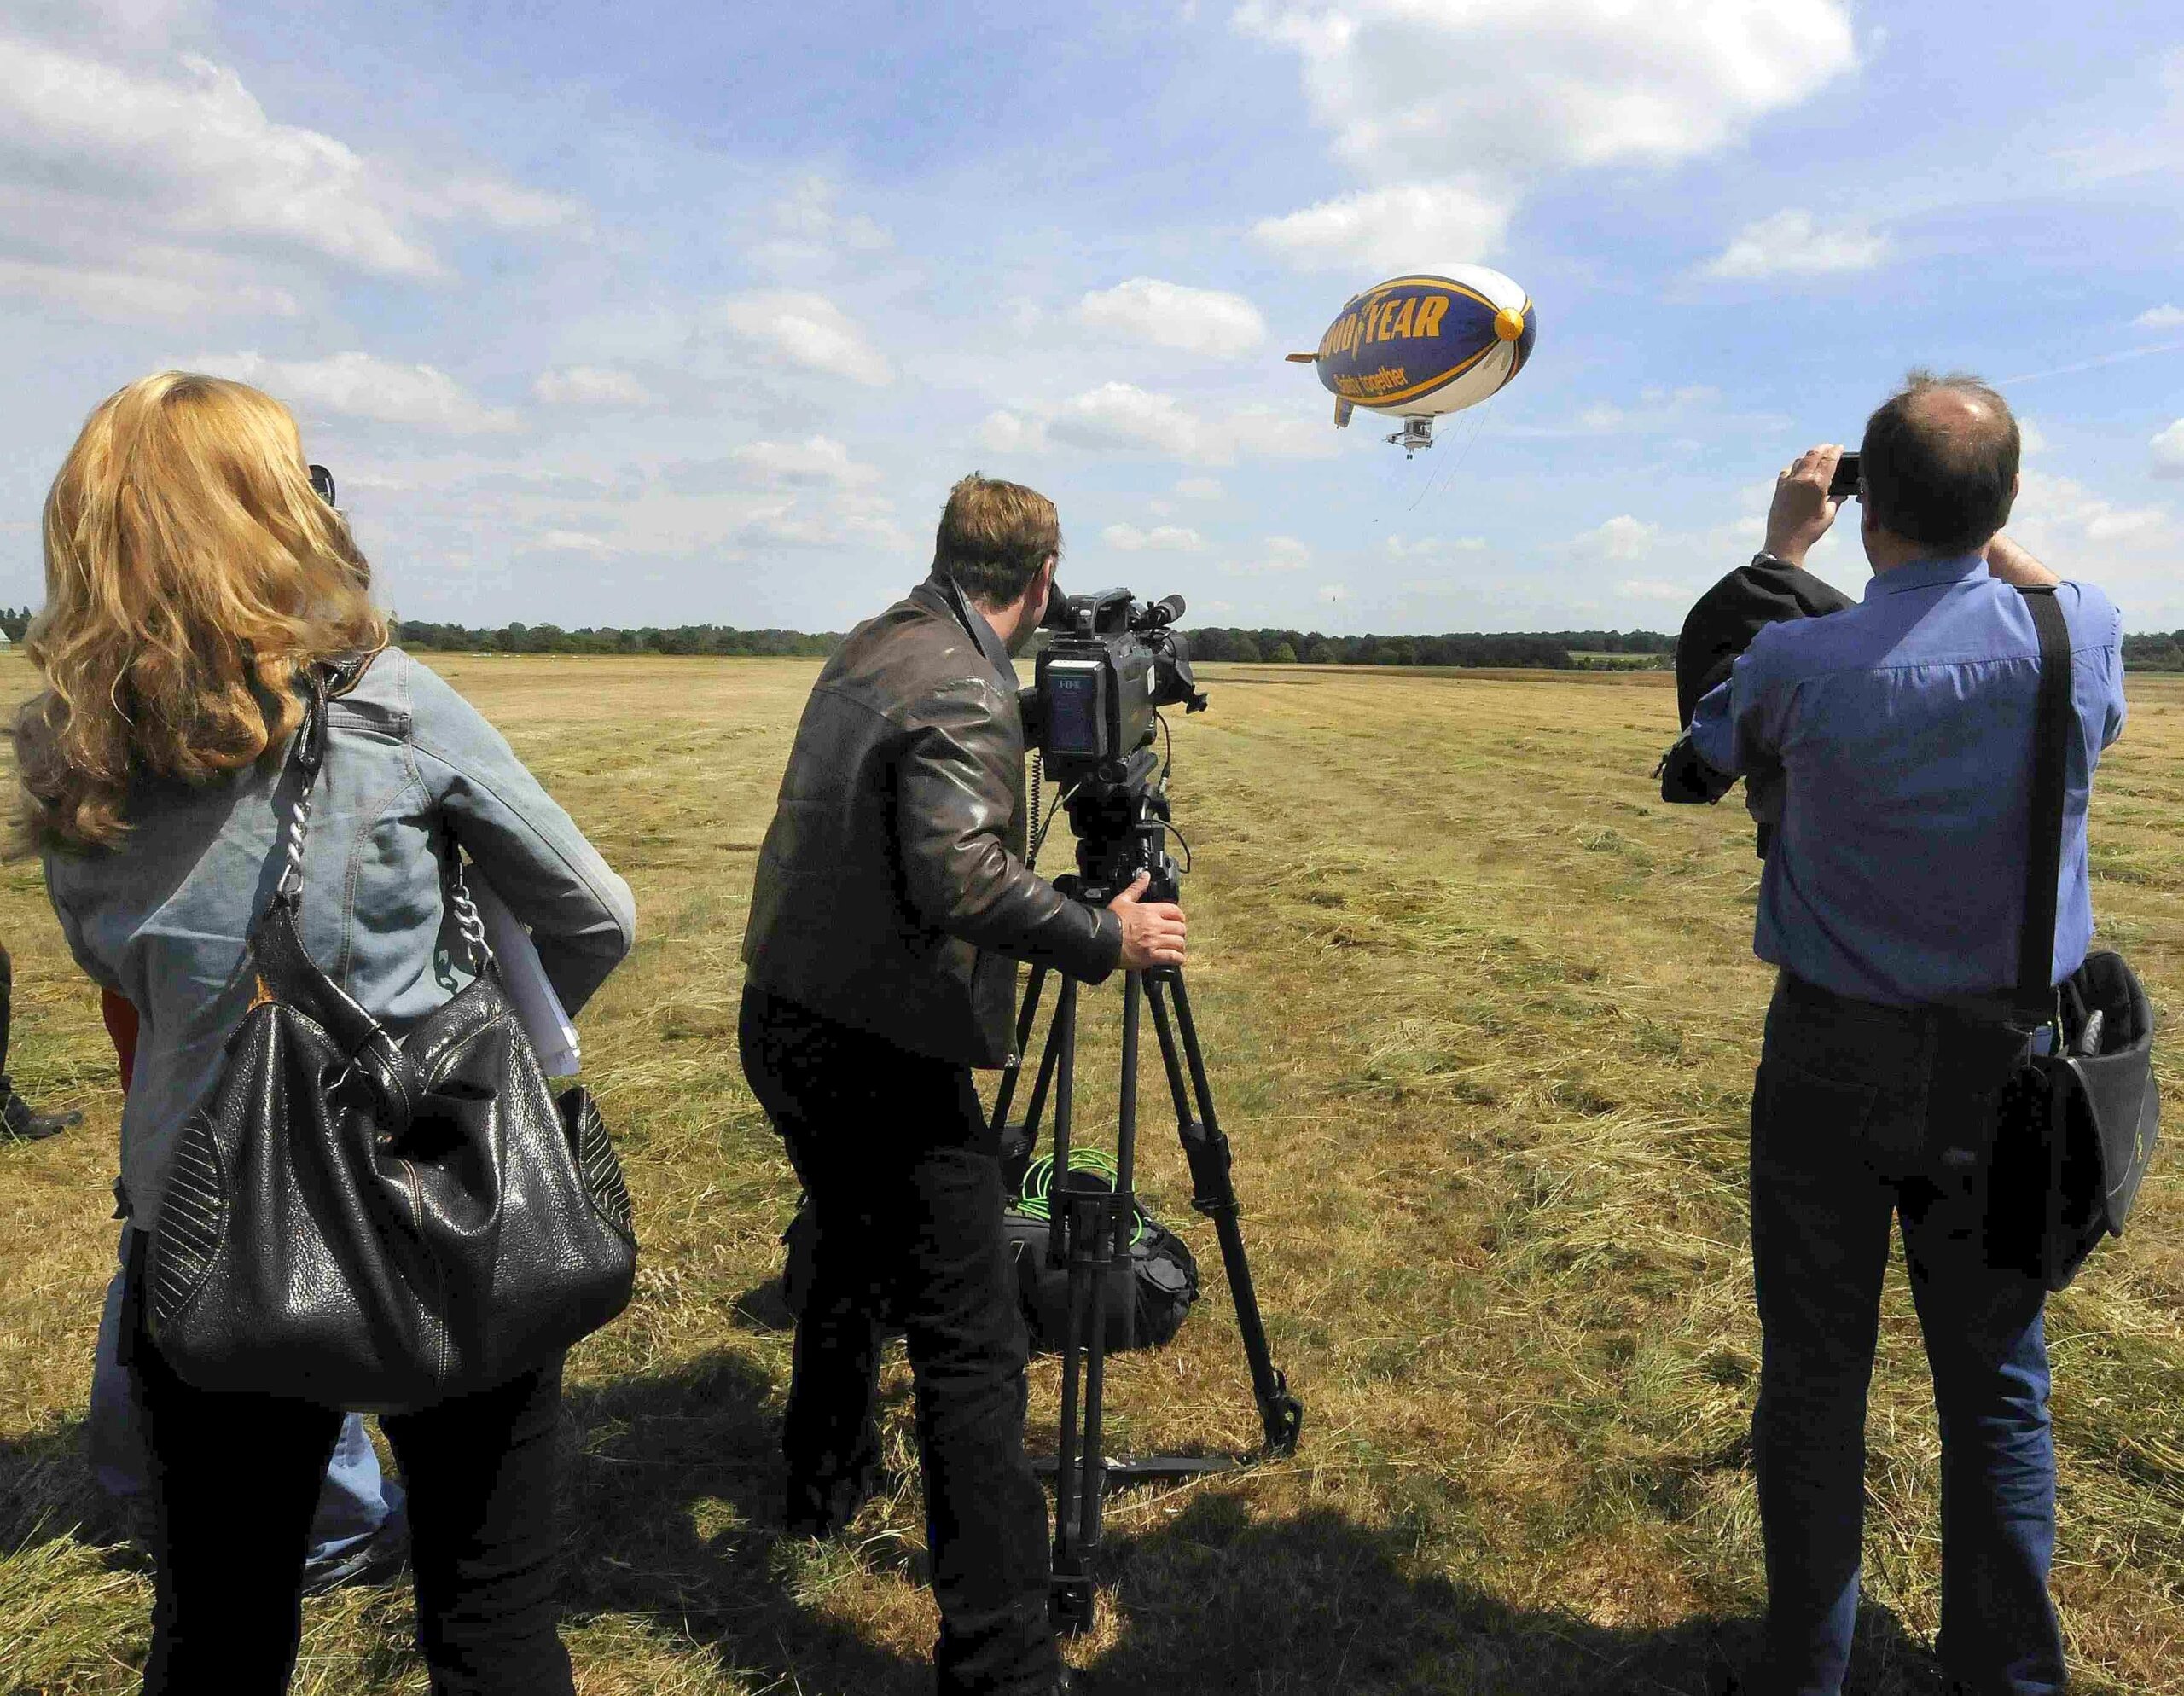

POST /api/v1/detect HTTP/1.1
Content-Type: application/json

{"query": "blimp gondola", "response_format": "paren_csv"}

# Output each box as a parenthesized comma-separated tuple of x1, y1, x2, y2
(1286, 264, 1536, 454)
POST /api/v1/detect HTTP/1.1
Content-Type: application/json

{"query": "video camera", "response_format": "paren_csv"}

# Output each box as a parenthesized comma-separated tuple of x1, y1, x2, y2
(1024, 587, 1207, 789)
(1017, 587, 1209, 903)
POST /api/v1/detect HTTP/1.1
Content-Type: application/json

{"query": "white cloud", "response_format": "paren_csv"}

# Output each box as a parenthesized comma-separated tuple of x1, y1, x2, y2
(1237, 0, 1854, 180)
(2018, 417, 2049, 457)
(187, 351, 521, 434)
(533, 530, 621, 555)
(1703, 210, 1888, 279)
(1572, 514, 1659, 562)
(710, 290, 894, 386)
(1574, 385, 1726, 433)
(1252, 179, 1512, 273)
(1076, 277, 1268, 358)
(999, 382, 1332, 466)
(1222, 534, 1312, 575)
(1174, 476, 1225, 500)
(0, 38, 579, 299)
(731, 435, 880, 488)
(2134, 304, 2184, 330)
(1048, 382, 1204, 458)
(977, 409, 1048, 455)
(1102, 522, 1205, 552)
(1385, 533, 1487, 559)
(531, 365, 659, 408)
(748, 173, 892, 275)
(1620, 578, 1693, 601)
(1317, 582, 1349, 603)
(2153, 418, 2184, 477)
(2016, 470, 2166, 546)
(1240, 0, 1855, 273)
(0, 253, 295, 319)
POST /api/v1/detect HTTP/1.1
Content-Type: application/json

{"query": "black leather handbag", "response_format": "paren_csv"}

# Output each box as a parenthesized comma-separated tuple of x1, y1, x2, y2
(142, 673, 636, 1411)
(1984, 588, 2161, 1292)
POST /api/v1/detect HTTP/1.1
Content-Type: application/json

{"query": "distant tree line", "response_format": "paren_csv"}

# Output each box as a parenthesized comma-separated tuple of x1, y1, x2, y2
(392, 619, 839, 657)
(10, 609, 2179, 671)
(1182, 628, 1674, 670)
(385, 619, 1681, 669)
(2122, 632, 2184, 671)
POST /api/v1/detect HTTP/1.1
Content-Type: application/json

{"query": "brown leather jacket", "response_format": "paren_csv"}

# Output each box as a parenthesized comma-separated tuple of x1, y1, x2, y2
(741, 574, 1122, 1066)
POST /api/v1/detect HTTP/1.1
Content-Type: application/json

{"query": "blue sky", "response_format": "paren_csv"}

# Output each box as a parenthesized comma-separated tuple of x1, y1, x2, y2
(3, 0, 2180, 633)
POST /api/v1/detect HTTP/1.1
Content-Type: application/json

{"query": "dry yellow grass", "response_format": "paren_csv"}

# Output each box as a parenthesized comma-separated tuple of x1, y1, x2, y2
(1, 651, 2179, 1695)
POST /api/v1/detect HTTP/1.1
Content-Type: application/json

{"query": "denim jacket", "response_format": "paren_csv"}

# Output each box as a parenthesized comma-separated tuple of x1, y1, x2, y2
(44, 647, 636, 1234)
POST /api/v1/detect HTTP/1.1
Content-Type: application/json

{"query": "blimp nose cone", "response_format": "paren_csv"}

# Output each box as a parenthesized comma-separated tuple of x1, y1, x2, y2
(1493, 306, 1527, 342)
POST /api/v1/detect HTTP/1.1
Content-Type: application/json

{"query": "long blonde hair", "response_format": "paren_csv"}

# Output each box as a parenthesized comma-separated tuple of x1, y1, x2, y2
(15, 372, 388, 852)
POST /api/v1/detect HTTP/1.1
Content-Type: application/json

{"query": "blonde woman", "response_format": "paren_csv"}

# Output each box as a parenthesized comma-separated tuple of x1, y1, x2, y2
(20, 373, 636, 1695)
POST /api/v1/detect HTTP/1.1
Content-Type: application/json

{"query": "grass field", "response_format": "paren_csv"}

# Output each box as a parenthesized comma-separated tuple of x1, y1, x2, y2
(2, 653, 2180, 1696)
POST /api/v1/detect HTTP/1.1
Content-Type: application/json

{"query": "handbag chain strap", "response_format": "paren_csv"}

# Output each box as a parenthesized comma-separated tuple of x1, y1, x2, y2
(271, 668, 491, 977)
(2014, 587, 2073, 1026)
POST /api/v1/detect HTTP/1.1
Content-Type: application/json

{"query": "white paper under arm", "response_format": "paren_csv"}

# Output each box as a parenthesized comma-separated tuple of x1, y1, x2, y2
(467, 874, 584, 1077)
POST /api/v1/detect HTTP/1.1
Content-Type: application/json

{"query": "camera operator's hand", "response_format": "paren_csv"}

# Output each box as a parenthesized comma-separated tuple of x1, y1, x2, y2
(1109, 872, 1187, 971)
(1764, 444, 1844, 568)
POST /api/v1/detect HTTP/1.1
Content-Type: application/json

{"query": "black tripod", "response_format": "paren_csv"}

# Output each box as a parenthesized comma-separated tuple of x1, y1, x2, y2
(990, 776, 1303, 1631)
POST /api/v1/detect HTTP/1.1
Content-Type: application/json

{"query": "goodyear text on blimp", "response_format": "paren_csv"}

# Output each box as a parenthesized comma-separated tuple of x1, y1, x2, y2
(1316, 293, 1451, 363)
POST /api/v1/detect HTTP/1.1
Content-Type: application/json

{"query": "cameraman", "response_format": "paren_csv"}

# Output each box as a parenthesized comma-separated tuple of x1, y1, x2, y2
(1687, 374, 2125, 1696)
(739, 474, 1185, 1696)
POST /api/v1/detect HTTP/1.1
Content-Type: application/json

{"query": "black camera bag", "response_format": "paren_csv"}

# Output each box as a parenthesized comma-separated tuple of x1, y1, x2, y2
(779, 1186, 1199, 1354)
(1002, 1206, 1199, 1355)
(1984, 587, 2161, 1290)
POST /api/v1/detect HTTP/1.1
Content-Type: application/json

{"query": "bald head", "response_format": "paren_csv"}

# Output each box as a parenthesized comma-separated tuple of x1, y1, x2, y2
(1862, 369, 2020, 558)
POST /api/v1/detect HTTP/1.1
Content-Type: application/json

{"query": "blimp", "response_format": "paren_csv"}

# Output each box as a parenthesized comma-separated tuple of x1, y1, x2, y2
(1287, 265, 1536, 454)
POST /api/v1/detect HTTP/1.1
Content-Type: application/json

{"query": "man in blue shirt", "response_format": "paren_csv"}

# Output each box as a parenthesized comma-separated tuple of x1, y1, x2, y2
(1688, 372, 2125, 1696)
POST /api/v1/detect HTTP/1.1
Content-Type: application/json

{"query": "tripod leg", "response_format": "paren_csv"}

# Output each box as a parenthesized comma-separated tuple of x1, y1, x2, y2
(1147, 972, 1304, 1456)
(988, 966, 1048, 1151)
(1047, 978, 1096, 1626)
(1073, 970, 1137, 1565)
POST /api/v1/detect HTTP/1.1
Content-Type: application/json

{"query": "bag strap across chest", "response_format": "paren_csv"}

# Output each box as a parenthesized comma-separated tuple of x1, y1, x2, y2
(2014, 587, 2072, 1024)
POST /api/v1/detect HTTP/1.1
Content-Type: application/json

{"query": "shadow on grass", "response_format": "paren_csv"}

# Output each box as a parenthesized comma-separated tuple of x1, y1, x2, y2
(558, 1349, 1954, 1696)
(0, 1414, 137, 1559)
(561, 1348, 926, 1693)
(1093, 1492, 1948, 1696)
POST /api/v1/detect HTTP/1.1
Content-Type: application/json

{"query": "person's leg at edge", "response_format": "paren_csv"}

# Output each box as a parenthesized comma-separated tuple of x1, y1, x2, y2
(135, 1323, 341, 1694)
(1902, 1182, 2063, 1696)
(739, 987, 886, 1532)
(95, 1231, 399, 1580)
(1749, 1019, 1901, 1696)
(896, 1066, 1058, 1696)
(380, 1360, 574, 1696)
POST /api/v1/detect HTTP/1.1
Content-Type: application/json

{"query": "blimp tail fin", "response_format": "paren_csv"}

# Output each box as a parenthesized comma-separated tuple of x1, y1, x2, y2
(1284, 352, 1317, 363)
(1335, 398, 1354, 429)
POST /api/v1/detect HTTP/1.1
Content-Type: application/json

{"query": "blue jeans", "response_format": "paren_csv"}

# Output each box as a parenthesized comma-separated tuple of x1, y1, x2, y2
(1751, 973, 2064, 1696)
(91, 1237, 402, 1580)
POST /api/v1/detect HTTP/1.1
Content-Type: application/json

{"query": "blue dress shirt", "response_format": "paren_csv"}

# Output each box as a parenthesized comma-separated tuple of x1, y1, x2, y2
(1689, 554, 2126, 1008)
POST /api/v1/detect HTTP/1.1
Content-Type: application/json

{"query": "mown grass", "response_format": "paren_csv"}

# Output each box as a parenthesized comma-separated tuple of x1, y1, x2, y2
(1, 653, 2179, 1695)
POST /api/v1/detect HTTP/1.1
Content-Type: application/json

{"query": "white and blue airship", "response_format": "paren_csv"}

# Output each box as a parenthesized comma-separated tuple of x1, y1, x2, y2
(1287, 264, 1536, 454)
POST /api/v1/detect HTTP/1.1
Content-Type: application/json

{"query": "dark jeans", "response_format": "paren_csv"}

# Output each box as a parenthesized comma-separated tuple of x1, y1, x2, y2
(134, 1325, 573, 1696)
(739, 984, 1060, 1696)
(1751, 973, 2063, 1696)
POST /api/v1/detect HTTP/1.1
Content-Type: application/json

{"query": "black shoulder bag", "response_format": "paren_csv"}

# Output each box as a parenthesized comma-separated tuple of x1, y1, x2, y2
(1984, 588, 2162, 1291)
(142, 674, 636, 1411)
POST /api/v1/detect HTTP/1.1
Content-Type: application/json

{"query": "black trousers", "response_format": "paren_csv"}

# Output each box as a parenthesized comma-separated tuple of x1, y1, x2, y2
(134, 1325, 573, 1696)
(739, 984, 1060, 1696)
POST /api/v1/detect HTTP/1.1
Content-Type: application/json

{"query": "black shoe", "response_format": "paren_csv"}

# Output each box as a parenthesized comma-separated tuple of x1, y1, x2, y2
(1, 1086, 80, 1141)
